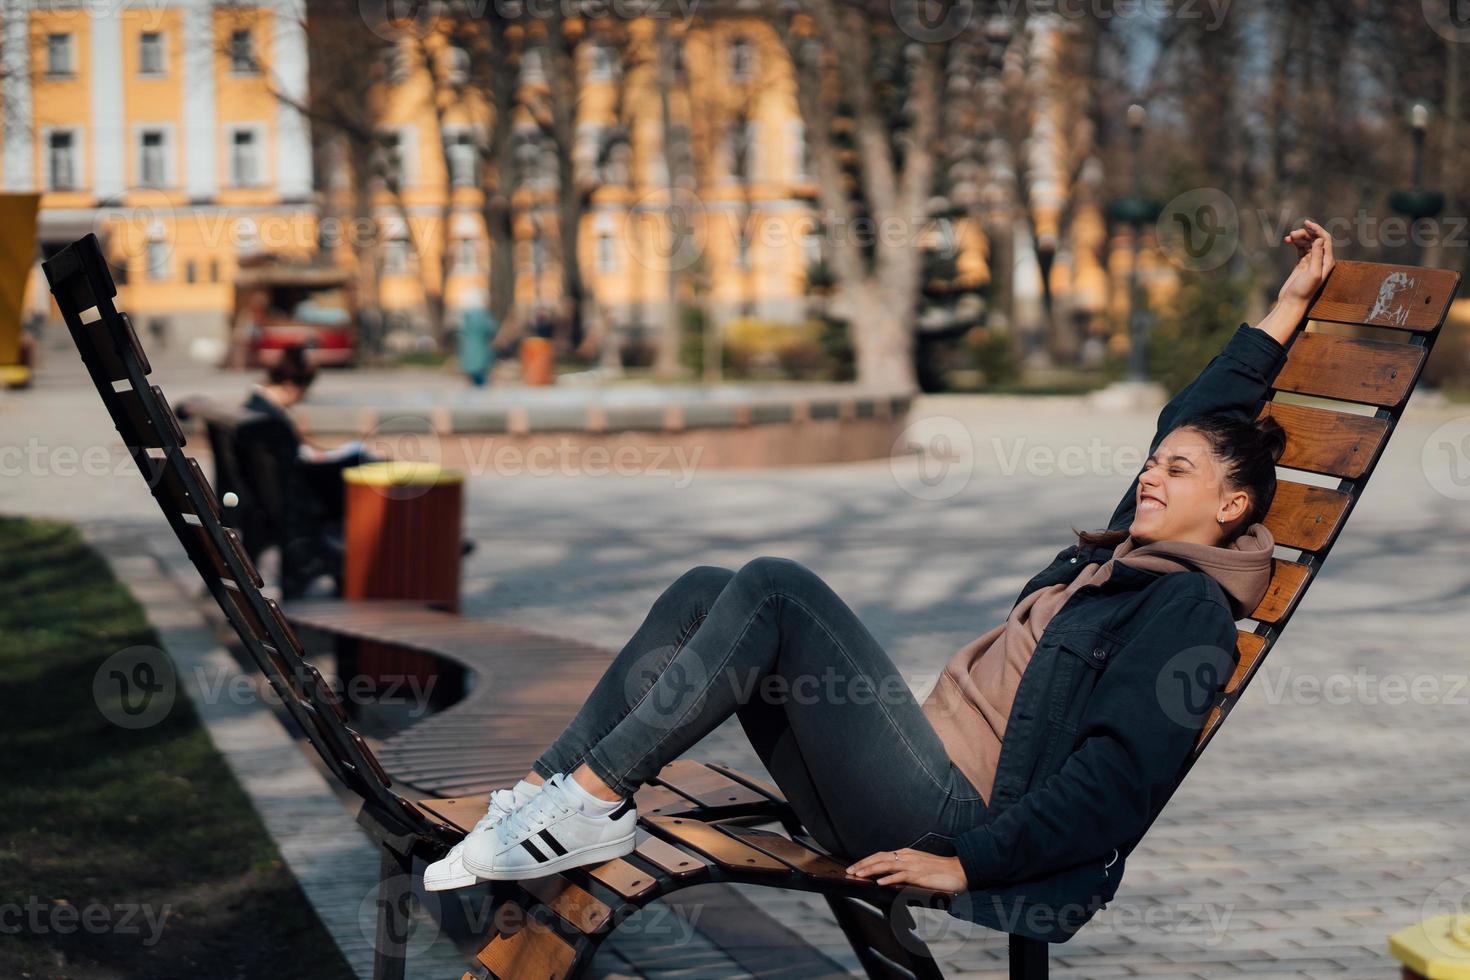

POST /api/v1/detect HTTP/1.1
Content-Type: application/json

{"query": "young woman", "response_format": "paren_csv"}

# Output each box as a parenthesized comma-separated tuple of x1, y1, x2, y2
(424, 220, 1333, 913)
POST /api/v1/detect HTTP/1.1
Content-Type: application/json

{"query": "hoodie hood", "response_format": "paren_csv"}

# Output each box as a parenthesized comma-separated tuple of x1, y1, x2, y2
(1110, 522, 1275, 619)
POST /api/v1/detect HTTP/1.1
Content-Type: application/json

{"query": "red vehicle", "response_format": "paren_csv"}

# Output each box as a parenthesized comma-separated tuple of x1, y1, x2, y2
(229, 254, 357, 368)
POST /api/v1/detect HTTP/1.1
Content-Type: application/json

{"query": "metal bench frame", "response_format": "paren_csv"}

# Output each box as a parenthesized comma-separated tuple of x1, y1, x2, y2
(44, 232, 1460, 980)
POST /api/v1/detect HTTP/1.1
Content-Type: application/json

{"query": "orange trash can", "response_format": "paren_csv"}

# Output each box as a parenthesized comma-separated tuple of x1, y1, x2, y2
(520, 335, 555, 385)
(341, 461, 465, 705)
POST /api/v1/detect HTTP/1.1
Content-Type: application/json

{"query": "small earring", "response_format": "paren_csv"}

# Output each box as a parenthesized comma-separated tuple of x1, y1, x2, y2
(1217, 517, 1225, 523)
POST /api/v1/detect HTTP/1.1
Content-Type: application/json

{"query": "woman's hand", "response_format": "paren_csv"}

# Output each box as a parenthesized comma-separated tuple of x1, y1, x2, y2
(1277, 218, 1335, 305)
(846, 848, 969, 894)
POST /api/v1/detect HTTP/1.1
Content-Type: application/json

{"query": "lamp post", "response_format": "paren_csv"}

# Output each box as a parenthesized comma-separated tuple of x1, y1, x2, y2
(1389, 103, 1446, 267)
(1105, 104, 1163, 383)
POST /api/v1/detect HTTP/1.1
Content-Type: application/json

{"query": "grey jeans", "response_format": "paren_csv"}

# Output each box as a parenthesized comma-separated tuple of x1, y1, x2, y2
(531, 557, 987, 860)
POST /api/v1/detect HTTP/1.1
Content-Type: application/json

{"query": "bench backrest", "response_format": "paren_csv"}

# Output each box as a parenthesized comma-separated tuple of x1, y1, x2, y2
(43, 234, 457, 848)
(1196, 260, 1460, 757)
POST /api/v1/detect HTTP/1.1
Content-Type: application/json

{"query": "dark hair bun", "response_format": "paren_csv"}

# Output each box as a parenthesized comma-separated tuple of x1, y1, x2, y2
(1255, 414, 1287, 464)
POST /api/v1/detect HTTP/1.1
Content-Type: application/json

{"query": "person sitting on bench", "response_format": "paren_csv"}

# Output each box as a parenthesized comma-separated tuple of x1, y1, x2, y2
(422, 219, 1334, 900)
(245, 344, 379, 524)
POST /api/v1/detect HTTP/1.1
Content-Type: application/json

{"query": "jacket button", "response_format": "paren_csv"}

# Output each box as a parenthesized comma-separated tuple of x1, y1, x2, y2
(1092, 648, 1106, 662)
(1069, 557, 1078, 563)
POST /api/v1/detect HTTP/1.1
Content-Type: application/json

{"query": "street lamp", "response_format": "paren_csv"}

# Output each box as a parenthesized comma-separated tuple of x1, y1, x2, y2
(1389, 103, 1445, 267)
(1105, 103, 1163, 383)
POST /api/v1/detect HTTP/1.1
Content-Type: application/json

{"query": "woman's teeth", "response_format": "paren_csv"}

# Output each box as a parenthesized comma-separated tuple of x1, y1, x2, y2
(1140, 498, 1164, 511)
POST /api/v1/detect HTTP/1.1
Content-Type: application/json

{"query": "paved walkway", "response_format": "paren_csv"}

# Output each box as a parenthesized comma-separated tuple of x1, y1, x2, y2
(8, 349, 1470, 977)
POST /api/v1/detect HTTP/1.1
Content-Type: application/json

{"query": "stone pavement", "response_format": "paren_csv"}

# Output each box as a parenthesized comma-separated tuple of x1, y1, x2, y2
(6, 350, 1470, 977)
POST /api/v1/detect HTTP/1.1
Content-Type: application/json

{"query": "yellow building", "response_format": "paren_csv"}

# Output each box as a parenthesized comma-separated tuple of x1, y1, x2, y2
(9, 0, 314, 352)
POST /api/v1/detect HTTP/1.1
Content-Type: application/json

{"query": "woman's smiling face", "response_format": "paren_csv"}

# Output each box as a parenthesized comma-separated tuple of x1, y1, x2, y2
(1130, 426, 1252, 546)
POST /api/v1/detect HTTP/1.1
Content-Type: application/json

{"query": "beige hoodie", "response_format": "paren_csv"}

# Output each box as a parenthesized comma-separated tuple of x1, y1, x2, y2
(920, 523, 1274, 804)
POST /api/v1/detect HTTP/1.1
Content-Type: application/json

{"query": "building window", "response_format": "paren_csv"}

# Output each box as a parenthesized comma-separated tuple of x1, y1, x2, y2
(228, 29, 257, 73)
(375, 129, 412, 188)
(209, 259, 220, 282)
(725, 120, 756, 182)
(139, 31, 165, 75)
(522, 47, 546, 84)
(588, 43, 618, 82)
(383, 238, 410, 275)
(139, 129, 168, 187)
(184, 259, 196, 283)
(46, 33, 74, 76)
(445, 45, 469, 86)
(228, 127, 262, 187)
(736, 232, 751, 271)
(729, 36, 753, 82)
(47, 130, 78, 190)
(789, 120, 810, 182)
(443, 129, 478, 187)
(597, 231, 616, 273)
(452, 238, 478, 275)
(146, 237, 170, 280)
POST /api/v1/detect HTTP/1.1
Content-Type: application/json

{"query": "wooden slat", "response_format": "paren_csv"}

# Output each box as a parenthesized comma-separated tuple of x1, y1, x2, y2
(1273, 332, 1424, 407)
(634, 783, 702, 816)
(632, 830, 707, 878)
(520, 876, 613, 934)
(418, 795, 491, 833)
(182, 523, 264, 589)
(1259, 402, 1388, 479)
(652, 759, 773, 810)
(113, 385, 186, 448)
(1261, 480, 1350, 552)
(1248, 559, 1310, 625)
(642, 815, 789, 876)
(719, 825, 862, 884)
(476, 915, 577, 980)
(148, 455, 223, 523)
(1193, 632, 1269, 753)
(1306, 260, 1459, 331)
(583, 857, 659, 901)
(1228, 632, 1268, 696)
(706, 761, 789, 805)
(89, 311, 152, 381)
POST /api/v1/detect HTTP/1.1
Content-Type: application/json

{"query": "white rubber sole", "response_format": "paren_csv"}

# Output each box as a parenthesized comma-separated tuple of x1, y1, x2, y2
(463, 832, 637, 881)
(422, 847, 480, 892)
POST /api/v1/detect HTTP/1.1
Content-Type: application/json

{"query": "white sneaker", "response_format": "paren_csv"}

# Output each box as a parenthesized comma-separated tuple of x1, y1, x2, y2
(423, 780, 544, 891)
(461, 772, 637, 880)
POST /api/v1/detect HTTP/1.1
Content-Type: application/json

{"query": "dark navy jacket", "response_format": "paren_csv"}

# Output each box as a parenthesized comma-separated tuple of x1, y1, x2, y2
(945, 323, 1289, 942)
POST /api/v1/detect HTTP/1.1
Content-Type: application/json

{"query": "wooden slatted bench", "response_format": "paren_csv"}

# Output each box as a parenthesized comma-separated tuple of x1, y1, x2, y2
(42, 231, 1460, 980)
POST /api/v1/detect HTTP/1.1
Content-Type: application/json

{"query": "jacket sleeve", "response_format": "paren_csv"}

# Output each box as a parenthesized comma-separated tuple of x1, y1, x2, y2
(950, 590, 1239, 889)
(1105, 323, 1290, 533)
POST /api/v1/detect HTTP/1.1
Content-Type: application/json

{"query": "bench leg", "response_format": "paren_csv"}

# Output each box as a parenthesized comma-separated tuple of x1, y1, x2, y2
(1008, 933, 1048, 980)
(372, 842, 414, 980)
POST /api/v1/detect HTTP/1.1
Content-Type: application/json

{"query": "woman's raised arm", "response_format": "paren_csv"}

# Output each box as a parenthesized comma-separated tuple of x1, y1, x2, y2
(1102, 219, 1334, 533)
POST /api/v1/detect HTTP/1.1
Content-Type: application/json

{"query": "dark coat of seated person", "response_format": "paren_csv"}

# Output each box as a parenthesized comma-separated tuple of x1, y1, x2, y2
(243, 346, 383, 526)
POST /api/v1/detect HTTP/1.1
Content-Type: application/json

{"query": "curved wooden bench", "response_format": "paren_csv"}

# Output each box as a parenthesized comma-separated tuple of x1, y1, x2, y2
(43, 232, 1461, 980)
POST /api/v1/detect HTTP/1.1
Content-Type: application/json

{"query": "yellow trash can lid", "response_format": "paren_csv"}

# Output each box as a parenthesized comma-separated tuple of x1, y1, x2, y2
(1389, 914, 1470, 979)
(343, 461, 464, 487)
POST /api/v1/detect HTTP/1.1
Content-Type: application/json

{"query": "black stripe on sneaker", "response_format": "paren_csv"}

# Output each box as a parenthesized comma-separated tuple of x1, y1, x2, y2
(537, 828, 568, 856)
(520, 837, 548, 862)
(610, 797, 635, 820)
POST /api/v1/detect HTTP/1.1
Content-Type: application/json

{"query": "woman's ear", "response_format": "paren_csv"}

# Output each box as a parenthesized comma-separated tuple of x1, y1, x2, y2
(1217, 488, 1251, 525)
